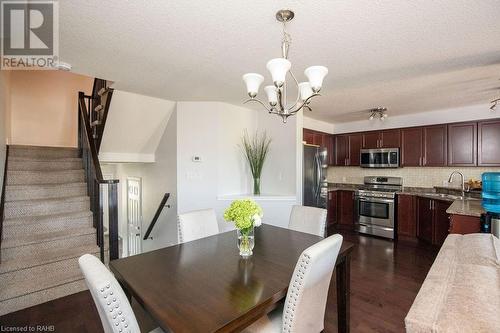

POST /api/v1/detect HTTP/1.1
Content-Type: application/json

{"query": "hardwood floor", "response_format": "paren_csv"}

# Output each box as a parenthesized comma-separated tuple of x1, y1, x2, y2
(0, 230, 438, 333)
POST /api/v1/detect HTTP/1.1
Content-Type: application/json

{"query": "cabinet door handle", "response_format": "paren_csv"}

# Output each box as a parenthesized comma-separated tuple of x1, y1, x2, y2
(429, 200, 432, 210)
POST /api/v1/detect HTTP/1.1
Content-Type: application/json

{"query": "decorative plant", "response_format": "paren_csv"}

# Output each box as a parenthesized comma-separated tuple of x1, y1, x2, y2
(241, 130, 271, 195)
(224, 199, 263, 257)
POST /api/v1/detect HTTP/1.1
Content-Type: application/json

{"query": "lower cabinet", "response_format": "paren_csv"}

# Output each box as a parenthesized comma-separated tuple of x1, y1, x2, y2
(327, 191, 338, 225)
(416, 197, 451, 246)
(397, 194, 417, 238)
(449, 214, 481, 234)
(327, 190, 355, 229)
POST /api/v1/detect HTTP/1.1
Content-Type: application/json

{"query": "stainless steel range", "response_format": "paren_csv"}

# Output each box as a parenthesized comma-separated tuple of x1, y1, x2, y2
(354, 176, 403, 239)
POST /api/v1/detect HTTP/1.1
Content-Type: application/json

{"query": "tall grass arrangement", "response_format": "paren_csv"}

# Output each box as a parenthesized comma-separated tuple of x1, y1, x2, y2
(241, 130, 271, 195)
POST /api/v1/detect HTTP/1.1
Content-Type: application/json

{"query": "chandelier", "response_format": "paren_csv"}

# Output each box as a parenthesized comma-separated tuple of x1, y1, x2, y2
(369, 107, 388, 121)
(242, 9, 328, 123)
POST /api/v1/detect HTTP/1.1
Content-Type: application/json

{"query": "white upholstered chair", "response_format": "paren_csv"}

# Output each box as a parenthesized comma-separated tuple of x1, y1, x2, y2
(288, 205, 327, 237)
(244, 234, 343, 333)
(78, 254, 165, 333)
(177, 208, 219, 243)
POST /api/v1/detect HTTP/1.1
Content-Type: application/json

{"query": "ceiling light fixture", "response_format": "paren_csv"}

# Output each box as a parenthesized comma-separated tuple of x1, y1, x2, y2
(490, 98, 499, 111)
(242, 9, 328, 123)
(369, 107, 388, 121)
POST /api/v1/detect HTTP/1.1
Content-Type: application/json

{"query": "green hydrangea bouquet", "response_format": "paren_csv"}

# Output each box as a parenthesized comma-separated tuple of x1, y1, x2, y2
(224, 199, 263, 257)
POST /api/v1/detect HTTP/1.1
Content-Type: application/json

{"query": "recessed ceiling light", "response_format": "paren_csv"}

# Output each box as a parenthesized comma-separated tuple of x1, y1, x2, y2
(55, 61, 72, 71)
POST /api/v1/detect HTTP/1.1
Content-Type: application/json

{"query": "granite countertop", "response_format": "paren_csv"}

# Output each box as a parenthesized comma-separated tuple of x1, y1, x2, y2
(446, 200, 485, 217)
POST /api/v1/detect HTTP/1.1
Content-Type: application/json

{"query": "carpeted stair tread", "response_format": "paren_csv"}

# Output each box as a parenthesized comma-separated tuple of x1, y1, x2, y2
(8, 145, 79, 159)
(0, 241, 101, 274)
(7, 169, 85, 185)
(5, 182, 87, 201)
(3, 211, 92, 239)
(0, 255, 97, 302)
(4, 195, 90, 219)
(1, 233, 97, 263)
(8, 158, 83, 171)
(0, 279, 88, 316)
(1, 226, 97, 249)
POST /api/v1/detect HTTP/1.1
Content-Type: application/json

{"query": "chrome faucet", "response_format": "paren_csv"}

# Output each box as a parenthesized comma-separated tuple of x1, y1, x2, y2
(448, 171, 465, 197)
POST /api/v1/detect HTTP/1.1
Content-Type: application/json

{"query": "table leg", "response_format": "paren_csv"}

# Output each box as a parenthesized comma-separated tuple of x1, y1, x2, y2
(336, 253, 351, 333)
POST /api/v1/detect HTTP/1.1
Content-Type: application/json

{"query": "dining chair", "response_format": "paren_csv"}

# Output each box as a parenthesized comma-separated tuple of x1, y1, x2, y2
(288, 205, 327, 237)
(78, 254, 166, 333)
(177, 208, 219, 243)
(244, 234, 343, 333)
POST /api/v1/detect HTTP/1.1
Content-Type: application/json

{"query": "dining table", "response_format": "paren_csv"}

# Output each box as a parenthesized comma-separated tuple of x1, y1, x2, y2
(110, 224, 354, 333)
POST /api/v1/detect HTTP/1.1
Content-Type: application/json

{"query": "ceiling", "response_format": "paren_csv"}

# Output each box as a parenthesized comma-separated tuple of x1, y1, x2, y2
(60, 0, 500, 123)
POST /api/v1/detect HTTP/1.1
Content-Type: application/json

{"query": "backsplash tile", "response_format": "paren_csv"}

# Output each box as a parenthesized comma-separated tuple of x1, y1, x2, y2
(327, 166, 500, 188)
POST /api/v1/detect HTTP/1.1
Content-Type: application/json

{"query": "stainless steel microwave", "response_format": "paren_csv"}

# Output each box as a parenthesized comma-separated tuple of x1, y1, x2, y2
(360, 148, 399, 168)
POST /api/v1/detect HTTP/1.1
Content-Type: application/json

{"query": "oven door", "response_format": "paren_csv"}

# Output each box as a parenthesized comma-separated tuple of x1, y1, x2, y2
(355, 196, 394, 228)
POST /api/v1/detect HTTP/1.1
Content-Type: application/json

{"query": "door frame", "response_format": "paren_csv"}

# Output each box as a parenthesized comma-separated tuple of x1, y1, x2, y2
(126, 177, 143, 255)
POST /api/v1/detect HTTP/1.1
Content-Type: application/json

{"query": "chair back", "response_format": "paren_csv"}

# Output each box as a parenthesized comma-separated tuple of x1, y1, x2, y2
(177, 208, 219, 243)
(78, 254, 141, 333)
(288, 205, 327, 237)
(283, 234, 343, 332)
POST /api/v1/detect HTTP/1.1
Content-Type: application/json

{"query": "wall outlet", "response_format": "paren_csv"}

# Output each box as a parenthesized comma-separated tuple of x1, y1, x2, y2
(192, 156, 202, 162)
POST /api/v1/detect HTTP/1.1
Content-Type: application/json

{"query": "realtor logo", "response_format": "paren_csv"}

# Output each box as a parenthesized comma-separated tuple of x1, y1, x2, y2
(1, 0, 59, 70)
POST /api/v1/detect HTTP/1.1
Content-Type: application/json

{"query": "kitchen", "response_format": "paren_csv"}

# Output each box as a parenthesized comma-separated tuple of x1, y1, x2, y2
(303, 118, 500, 245)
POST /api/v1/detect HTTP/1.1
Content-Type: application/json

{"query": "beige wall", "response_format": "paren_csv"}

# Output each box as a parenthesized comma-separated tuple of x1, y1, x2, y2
(9, 71, 92, 147)
(328, 166, 500, 188)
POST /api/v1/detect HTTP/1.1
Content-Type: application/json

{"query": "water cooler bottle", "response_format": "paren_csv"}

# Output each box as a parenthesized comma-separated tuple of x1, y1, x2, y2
(482, 172, 500, 238)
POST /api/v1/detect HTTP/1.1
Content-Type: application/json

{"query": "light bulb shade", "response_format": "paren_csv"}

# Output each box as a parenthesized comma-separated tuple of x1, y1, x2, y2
(298, 82, 314, 101)
(264, 85, 278, 105)
(304, 66, 328, 92)
(266, 58, 291, 87)
(242, 73, 264, 97)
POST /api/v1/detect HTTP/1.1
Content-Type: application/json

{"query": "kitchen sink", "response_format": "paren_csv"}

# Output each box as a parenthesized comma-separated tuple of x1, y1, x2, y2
(424, 193, 466, 201)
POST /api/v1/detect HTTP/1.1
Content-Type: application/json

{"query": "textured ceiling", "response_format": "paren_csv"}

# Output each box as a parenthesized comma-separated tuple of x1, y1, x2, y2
(60, 0, 500, 123)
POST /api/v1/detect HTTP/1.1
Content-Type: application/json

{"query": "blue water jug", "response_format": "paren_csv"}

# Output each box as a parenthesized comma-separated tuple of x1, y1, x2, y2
(482, 173, 500, 213)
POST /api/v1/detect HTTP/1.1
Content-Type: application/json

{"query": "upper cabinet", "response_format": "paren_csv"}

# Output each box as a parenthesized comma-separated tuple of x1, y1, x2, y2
(448, 122, 477, 166)
(362, 129, 401, 149)
(423, 125, 447, 166)
(478, 120, 500, 166)
(303, 128, 335, 165)
(336, 133, 362, 166)
(401, 127, 424, 166)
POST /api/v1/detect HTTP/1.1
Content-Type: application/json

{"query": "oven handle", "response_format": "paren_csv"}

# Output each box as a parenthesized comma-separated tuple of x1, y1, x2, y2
(355, 196, 394, 204)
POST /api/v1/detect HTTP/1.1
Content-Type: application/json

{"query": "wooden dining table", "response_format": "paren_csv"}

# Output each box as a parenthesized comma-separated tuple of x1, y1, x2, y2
(110, 224, 354, 333)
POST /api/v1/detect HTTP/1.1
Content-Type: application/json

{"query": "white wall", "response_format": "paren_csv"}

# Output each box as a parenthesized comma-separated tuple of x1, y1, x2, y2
(101, 107, 178, 254)
(100, 90, 176, 163)
(9, 71, 92, 147)
(303, 116, 335, 133)
(333, 103, 497, 134)
(0, 71, 11, 197)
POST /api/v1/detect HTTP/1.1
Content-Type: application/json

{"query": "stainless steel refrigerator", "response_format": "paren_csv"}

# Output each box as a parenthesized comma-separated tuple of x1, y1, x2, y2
(303, 144, 328, 208)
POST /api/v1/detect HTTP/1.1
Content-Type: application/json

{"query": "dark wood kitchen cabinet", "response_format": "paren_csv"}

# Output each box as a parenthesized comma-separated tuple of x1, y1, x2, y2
(416, 197, 433, 243)
(448, 122, 477, 166)
(401, 127, 424, 166)
(337, 190, 355, 226)
(336, 134, 362, 166)
(478, 119, 500, 166)
(449, 214, 481, 234)
(397, 194, 417, 239)
(423, 125, 447, 166)
(303, 128, 335, 165)
(362, 129, 401, 149)
(416, 197, 451, 246)
(327, 191, 338, 225)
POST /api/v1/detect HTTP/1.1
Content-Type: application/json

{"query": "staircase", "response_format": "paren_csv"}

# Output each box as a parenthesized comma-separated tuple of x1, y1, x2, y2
(0, 145, 102, 316)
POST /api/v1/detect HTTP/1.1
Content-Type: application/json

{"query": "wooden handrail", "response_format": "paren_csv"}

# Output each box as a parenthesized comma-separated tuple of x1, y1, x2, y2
(0, 145, 10, 258)
(143, 193, 171, 240)
(78, 92, 117, 185)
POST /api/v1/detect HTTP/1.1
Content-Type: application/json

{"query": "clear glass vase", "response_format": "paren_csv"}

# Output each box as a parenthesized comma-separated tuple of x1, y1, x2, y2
(237, 226, 255, 257)
(253, 177, 261, 195)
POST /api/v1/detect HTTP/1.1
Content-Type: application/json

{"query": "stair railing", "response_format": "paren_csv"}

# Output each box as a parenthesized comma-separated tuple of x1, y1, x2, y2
(78, 90, 119, 262)
(143, 193, 171, 240)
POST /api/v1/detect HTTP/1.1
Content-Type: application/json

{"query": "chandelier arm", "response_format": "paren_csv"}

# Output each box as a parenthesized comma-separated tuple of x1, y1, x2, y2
(243, 98, 273, 113)
(288, 93, 321, 114)
(277, 88, 286, 113)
